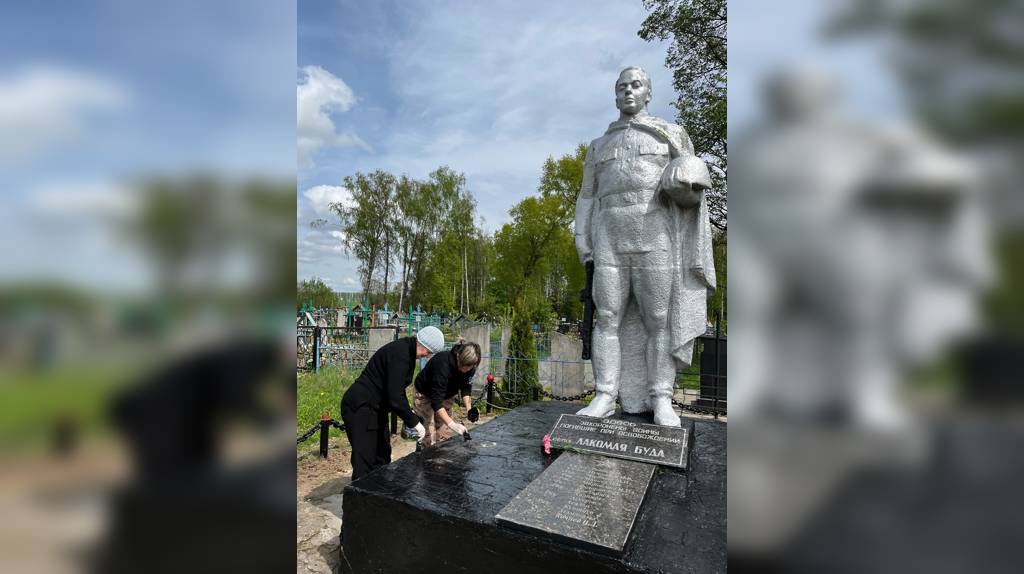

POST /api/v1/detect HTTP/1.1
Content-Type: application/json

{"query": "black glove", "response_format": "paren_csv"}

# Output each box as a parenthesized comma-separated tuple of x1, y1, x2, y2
(468, 406, 480, 423)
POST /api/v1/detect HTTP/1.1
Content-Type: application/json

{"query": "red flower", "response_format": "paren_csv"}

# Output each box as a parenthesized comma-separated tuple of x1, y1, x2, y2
(542, 434, 552, 455)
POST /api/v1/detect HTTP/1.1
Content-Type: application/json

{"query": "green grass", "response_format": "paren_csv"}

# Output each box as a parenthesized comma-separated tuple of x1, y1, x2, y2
(0, 364, 134, 452)
(675, 347, 704, 390)
(296, 366, 361, 457)
(296, 366, 361, 434)
(296, 363, 430, 455)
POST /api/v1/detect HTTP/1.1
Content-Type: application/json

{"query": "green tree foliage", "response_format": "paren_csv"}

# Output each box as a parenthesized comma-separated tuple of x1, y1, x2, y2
(538, 144, 588, 220)
(129, 175, 294, 307)
(491, 147, 589, 391)
(638, 0, 727, 230)
(493, 195, 571, 317)
(827, 0, 1024, 144)
(239, 178, 297, 304)
(297, 277, 341, 310)
(333, 170, 396, 303)
(317, 166, 490, 315)
(709, 230, 727, 326)
(505, 308, 539, 402)
(491, 191, 567, 396)
(130, 174, 224, 297)
(403, 167, 486, 315)
(825, 0, 1024, 334)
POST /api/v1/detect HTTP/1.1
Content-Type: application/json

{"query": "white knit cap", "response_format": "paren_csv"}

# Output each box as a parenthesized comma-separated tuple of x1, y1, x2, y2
(416, 326, 445, 355)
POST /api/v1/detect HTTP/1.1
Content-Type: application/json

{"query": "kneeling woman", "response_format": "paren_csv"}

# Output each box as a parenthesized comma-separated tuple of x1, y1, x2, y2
(341, 326, 444, 480)
(413, 341, 482, 447)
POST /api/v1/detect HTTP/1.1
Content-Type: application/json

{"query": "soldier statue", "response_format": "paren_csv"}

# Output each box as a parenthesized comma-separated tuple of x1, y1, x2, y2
(575, 67, 716, 427)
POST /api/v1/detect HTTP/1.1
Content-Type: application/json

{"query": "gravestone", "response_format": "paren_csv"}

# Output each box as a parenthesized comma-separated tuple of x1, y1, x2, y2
(367, 326, 397, 352)
(549, 331, 585, 397)
(491, 326, 511, 378)
(460, 324, 490, 393)
(696, 334, 727, 408)
(495, 452, 655, 554)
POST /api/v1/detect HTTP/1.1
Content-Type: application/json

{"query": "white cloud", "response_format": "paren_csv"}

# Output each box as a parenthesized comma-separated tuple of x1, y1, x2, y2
(335, 2, 675, 227)
(303, 184, 353, 217)
(0, 65, 129, 162)
(0, 179, 149, 290)
(298, 1, 676, 278)
(299, 228, 345, 256)
(28, 180, 136, 220)
(297, 65, 368, 168)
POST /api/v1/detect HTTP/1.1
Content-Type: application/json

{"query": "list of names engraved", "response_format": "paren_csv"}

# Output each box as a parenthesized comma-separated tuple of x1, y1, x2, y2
(495, 452, 655, 554)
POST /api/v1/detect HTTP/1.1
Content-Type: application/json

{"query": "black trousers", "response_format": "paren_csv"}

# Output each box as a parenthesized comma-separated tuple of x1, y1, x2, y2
(341, 402, 391, 481)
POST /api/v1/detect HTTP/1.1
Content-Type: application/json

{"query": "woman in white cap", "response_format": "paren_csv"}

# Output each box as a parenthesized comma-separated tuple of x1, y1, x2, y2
(341, 325, 445, 480)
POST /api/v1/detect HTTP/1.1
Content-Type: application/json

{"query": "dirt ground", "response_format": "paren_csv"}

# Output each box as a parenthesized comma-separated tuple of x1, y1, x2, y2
(296, 413, 498, 574)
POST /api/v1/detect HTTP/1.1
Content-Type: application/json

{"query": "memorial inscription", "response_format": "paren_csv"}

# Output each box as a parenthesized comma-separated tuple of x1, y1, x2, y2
(495, 452, 655, 555)
(549, 414, 693, 469)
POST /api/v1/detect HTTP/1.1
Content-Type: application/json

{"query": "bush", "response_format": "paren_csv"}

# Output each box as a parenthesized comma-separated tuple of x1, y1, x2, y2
(504, 311, 538, 406)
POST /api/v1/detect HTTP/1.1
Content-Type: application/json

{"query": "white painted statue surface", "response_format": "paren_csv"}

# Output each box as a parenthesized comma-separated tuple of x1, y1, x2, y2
(574, 67, 716, 427)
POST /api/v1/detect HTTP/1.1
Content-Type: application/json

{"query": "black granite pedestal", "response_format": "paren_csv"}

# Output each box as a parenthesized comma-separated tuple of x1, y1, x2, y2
(340, 402, 726, 574)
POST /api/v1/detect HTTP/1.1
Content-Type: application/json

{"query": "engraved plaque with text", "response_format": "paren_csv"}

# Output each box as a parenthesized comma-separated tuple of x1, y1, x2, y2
(548, 414, 693, 469)
(495, 452, 655, 554)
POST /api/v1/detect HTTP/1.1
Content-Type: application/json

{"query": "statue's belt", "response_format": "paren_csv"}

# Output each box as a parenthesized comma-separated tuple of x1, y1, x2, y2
(598, 189, 661, 210)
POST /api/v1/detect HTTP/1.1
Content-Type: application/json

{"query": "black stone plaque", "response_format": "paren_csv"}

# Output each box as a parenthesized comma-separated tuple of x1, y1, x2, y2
(548, 414, 693, 469)
(495, 452, 655, 555)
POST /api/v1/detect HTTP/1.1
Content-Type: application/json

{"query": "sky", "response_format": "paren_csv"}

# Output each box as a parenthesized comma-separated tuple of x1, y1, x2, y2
(0, 0, 296, 292)
(0, 1, 901, 295)
(297, 0, 903, 293)
(296, 0, 678, 291)
(728, 0, 905, 128)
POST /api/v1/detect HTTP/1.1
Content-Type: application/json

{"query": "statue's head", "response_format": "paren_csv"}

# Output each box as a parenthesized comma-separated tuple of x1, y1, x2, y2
(615, 67, 652, 116)
(763, 66, 838, 122)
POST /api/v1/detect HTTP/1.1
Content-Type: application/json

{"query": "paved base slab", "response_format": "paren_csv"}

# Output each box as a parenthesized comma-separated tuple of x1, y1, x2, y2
(340, 402, 725, 574)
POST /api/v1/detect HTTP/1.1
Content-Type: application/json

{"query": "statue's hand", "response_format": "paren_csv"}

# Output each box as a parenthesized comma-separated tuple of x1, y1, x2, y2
(659, 155, 711, 208)
(575, 236, 593, 265)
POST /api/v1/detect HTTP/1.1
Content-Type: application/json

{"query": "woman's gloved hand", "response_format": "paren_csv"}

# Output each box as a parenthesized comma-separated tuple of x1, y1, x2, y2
(447, 420, 467, 436)
(413, 422, 426, 438)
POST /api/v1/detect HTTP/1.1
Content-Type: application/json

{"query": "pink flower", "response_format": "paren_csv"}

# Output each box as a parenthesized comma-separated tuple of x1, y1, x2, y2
(542, 434, 552, 455)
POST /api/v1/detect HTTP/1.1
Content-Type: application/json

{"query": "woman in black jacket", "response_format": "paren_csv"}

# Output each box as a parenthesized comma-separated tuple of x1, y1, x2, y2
(341, 326, 444, 480)
(412, 341, 482, 447)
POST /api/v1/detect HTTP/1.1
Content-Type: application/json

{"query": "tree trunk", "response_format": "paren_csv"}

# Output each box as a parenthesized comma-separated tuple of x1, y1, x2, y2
(398, 240, 408, 311)
(363, 241, 378, 302)
(383, 228, 391, 305)
(463, 244, 469, 316)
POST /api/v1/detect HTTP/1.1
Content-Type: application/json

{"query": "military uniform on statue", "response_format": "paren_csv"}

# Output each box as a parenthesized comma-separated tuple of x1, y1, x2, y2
(574, 67, 716, 426)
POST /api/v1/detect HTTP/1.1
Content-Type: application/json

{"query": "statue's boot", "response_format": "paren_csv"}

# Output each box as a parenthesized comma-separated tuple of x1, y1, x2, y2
(577, 392, 617, 418)
(652, 396, 681, 427)
(583, 329, 620, 418)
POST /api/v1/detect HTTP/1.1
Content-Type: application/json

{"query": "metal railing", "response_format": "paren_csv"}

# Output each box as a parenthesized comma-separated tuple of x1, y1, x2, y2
(299, 318, 726, 417)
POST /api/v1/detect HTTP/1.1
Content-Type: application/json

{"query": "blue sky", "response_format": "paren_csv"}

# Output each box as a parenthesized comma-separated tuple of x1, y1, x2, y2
(0, 1, 901, 294)
(729, 0, 904, 128)
(296, 0, 903, 292)
(0, 0, 296, 291)
(296, 0, 678, 291)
